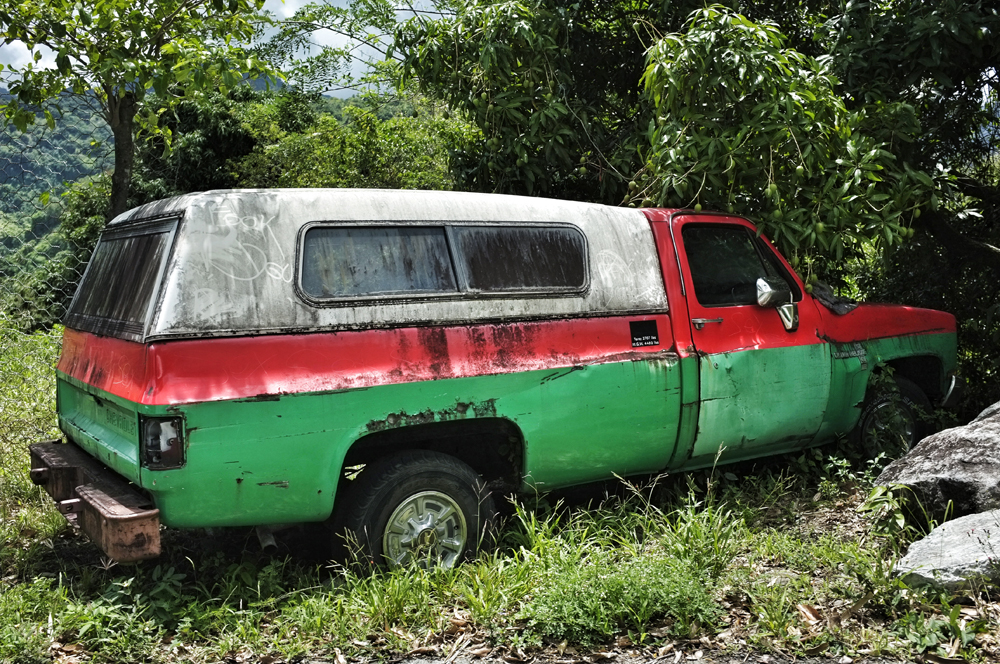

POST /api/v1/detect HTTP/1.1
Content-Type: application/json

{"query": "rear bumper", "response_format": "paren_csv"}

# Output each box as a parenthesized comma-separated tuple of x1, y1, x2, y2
(29, 439, 160, 562)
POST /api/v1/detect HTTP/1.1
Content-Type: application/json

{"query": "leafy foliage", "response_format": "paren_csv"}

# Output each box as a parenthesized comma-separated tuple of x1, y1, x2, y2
(258, 0, 406, 95)
(397, 0, 666, 201)
(640, 7, 929, 267)
(232, 98, 479, 191)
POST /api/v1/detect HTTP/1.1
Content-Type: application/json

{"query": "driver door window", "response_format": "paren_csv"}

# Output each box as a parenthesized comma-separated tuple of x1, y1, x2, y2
(682, 225, 797, 307)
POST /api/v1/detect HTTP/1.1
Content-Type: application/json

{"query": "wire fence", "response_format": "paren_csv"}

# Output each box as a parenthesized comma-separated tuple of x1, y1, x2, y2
(0, 73, 111, 493)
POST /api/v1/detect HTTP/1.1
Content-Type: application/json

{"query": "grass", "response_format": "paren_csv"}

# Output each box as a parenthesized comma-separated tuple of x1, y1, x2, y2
(2, 322, 999, 663)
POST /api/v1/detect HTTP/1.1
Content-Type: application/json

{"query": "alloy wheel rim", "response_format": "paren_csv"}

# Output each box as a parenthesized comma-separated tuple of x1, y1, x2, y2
(382, 491, 467, 568)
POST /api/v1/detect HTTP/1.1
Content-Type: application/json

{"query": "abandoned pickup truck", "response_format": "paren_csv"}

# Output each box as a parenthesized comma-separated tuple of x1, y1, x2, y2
(30, 189, 960, 565)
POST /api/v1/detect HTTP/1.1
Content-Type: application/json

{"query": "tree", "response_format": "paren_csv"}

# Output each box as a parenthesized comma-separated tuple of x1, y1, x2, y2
(639, 7, 930, 268)
(0, 0, 271, 219)
(396, 0, 1000, 413)
(397, 0, 664, 202)
(396, 0, 998, 262)
(821, 0, 1000, 278)
(231, 95, 478, 191)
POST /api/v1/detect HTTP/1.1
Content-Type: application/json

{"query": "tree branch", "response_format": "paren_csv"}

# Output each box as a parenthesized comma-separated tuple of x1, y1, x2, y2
(920, 209, 1000, 279)
(954, 175, 1000, 207)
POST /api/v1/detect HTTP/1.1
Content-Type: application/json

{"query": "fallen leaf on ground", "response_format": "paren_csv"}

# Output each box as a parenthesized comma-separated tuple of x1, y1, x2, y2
(406, 646, 438, 656)
(797, 603, 822, 626)
(656, 643, 675, 657)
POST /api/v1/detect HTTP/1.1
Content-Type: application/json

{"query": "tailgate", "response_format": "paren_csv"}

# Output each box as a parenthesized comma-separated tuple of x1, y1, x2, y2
(57, 375, 142, 484)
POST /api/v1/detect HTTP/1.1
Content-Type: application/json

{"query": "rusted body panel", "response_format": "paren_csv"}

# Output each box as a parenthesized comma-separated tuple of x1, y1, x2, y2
(29, 440, 160, 561)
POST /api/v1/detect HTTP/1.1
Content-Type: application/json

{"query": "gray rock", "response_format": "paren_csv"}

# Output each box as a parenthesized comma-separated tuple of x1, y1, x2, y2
(876, 402, 1000, 521)
(896, 510, 1000, 590)
(975, 401, 1000, 423)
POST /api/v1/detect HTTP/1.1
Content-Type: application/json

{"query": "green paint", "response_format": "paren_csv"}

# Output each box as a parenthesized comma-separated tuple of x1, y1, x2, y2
(678, 343, 832, 469)
(56, 377, 142, 482)
(815, 332, 957, 439)
(57, 355, 684, 528)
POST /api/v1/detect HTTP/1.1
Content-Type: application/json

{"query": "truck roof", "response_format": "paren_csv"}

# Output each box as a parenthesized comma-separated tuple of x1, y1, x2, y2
(88, 189, 670, 341)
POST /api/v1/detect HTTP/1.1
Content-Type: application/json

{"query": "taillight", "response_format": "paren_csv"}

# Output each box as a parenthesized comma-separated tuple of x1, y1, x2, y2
(141, 416, 185, 470)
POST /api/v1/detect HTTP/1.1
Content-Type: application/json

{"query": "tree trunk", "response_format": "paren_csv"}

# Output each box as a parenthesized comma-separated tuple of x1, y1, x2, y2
(108, 92, 137, 220)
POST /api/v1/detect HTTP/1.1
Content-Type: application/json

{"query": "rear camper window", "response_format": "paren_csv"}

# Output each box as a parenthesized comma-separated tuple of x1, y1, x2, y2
(299, 223, 588, 302)
(65, 221, 175, 340)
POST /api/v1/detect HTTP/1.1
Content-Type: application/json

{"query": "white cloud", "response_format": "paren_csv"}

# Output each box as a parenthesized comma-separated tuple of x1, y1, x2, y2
(0, 40, 56, 70)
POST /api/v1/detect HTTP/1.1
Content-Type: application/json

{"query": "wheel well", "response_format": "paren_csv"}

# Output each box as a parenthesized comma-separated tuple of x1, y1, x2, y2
(884, 356, 944, 402)
(341, 418, 524, 492)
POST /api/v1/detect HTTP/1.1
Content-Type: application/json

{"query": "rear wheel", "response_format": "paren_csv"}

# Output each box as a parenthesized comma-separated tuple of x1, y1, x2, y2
(336, 450, 496, 570)
(853, 375, 931, 459)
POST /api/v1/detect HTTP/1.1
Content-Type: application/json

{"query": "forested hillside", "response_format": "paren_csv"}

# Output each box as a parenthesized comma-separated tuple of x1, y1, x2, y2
(0, 90, 111, 329)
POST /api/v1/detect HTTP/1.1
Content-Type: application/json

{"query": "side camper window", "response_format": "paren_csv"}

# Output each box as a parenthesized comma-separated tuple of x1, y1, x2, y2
(64, 220, 176, 340)
(299, 223, 588, 302)
(300, 227, 458, 298)
(452, 226, 586, 293)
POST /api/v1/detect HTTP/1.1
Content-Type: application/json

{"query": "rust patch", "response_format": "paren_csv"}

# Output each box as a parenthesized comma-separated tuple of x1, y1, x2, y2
(236, 393, 282, 402)
(418, 327, 453, 378)
(365, 399, 498, 433)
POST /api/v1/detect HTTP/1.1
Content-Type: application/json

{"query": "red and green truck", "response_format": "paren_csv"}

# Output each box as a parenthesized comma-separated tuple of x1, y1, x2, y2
(30, 189, 960, 566)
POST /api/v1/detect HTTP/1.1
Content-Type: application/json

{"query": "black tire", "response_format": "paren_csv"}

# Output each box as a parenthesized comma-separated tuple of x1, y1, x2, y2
(334, 450, 496, 570)
(852, 375, 931, 459)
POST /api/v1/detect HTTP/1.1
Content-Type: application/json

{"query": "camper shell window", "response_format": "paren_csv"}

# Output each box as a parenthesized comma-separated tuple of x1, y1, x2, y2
(64, 219, 177, 340)
(298, 223, 588, 303)
(453, 226, 586, 293)
(301, 227, 458, 298)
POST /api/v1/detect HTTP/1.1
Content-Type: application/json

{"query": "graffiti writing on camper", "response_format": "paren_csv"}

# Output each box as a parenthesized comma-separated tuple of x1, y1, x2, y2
(202, 202, 293, 283)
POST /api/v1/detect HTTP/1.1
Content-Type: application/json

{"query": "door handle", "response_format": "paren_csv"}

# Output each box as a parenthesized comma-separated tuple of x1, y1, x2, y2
(691, 317, 723, 330)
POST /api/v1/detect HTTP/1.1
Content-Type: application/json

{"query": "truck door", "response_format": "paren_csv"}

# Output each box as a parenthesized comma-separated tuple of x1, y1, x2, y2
(672, 216, 832, 467)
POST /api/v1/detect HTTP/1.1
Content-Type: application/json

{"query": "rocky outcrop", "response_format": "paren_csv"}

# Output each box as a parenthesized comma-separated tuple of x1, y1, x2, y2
(877, 403, 1000, 521)
(896, 510, 1000, 590)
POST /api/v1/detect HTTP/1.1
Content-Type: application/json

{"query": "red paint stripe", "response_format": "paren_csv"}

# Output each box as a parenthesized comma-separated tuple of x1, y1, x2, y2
(818, 304, 956, 342)
(58, 327, 150, 403)
(59, 315, 676, 406)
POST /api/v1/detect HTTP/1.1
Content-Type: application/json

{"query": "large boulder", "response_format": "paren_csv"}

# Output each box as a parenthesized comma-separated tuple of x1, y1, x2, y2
(896, 510, 1000, 591)
(876, 402, 1000, 521)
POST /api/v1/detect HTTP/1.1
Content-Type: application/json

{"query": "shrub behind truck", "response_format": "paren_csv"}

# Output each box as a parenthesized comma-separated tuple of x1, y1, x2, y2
(30, 189, 960, 566)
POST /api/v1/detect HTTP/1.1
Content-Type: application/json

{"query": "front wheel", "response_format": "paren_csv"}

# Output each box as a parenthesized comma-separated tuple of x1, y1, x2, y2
(336, 451, 496, 570)
(852, 375, 931, 459)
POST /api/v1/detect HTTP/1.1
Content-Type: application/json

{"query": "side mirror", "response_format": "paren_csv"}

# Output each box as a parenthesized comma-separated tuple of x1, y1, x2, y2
(757, 277, 799, 332)
(756, 277, 791, 308)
